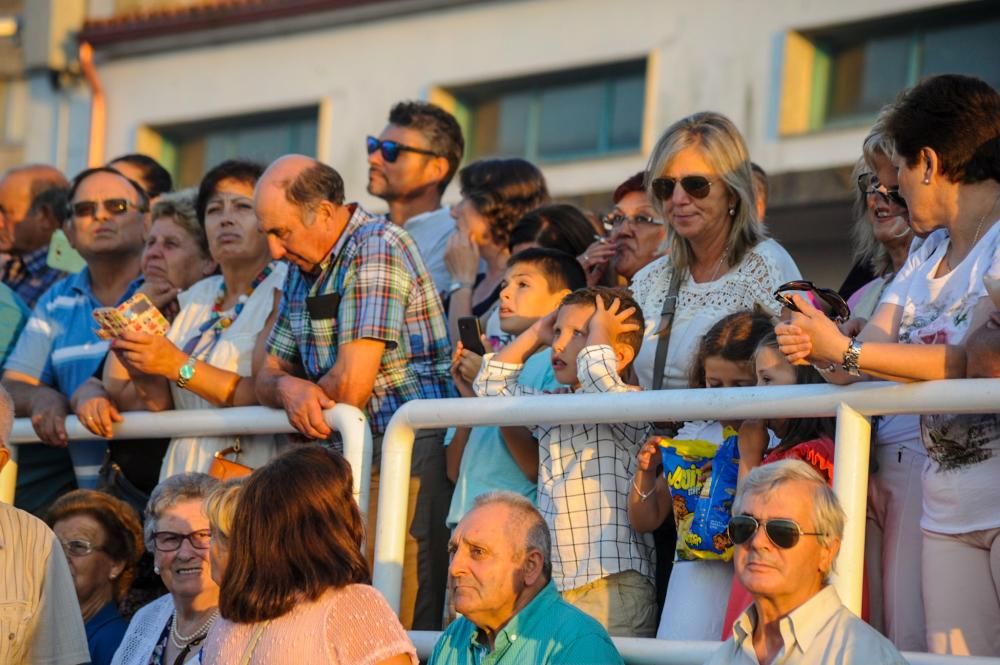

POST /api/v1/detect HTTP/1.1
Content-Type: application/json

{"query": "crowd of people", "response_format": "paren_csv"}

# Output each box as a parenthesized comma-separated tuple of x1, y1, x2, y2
(0, 72, 998, 664)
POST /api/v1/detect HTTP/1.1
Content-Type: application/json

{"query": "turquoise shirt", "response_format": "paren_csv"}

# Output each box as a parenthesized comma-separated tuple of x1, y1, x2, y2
(429, 581, 623, 665)
(446, 350, 557, 527)
(0, 282, 28, 364)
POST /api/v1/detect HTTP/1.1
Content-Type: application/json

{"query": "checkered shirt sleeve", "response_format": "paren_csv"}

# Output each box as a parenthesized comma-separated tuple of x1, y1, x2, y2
(472, 353, 539, 397)
(338, 231, 410, 348)
(265, 269, 304, 364)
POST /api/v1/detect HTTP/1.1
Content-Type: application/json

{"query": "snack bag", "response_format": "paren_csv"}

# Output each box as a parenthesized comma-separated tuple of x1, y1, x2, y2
(93, 293, 170, 340)
(659, 435, 718, 561)
(687, 432, 740, 561)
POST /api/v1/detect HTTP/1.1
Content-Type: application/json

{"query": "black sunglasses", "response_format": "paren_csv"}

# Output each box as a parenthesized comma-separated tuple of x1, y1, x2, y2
(650, 175, 714, 201)
(366, 136, 442, 163)
(857, 173, 907, 209)
(774, 280, 851, 323)
(728, 514, 825, 550)
(70, 198, 145, 219)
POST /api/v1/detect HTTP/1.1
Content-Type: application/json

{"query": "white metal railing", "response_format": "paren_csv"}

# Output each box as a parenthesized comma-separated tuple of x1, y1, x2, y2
(3, 405, 373, 516)
(372, 379, 1000, 626)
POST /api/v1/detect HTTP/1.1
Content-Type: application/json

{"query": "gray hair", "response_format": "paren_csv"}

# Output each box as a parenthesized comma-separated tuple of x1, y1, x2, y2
(473, 491, 552, 581)
(732, 460, 845, 549)
(143, 473, 219, 551)
(0, 384, 12, 448)
(645, 111, 767, 274)
(150, 188, 210, 259)
(851, 107, 900, 277)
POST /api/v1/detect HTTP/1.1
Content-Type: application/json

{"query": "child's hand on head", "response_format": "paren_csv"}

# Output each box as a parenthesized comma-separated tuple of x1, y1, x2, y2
(529, 310, 559, 347)
(587, 294, 641, 346)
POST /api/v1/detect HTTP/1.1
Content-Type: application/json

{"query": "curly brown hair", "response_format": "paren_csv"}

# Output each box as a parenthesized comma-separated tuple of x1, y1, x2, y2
(219, 446, 370, 623)
(459, 158, 549, 248)
(46, 490, 144, 602)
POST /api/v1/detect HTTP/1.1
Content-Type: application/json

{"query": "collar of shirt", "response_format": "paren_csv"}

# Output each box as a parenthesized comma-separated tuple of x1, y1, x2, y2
(402, 206, 450, 228)
(313, 203, 372, 277)
(66, 267, 144, 303)
(469, 580, 562, 659)
(733, 585, 843, 658)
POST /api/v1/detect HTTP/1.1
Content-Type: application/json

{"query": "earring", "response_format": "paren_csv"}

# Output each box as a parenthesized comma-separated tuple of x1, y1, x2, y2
(110, 572, 117, 580)
(153, 565, 160, 574)
(923, 177, 930, 185)
(728, 206, 736, 217)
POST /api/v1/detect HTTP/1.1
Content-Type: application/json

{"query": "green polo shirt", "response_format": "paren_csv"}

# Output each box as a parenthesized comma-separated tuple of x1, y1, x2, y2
(429, 581, 623, 665)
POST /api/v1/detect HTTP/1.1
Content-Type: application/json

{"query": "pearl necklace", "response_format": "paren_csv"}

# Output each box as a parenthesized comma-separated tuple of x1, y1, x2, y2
(170, 609, 218, 649)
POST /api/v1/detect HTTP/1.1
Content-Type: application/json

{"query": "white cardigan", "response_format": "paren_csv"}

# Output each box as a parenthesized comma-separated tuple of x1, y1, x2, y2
(111, 594, 201, 665)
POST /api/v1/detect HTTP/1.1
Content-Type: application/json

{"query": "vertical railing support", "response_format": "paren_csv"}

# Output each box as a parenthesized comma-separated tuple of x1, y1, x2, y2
(371, 410, 416, 614)
(832, 402, 870, 615)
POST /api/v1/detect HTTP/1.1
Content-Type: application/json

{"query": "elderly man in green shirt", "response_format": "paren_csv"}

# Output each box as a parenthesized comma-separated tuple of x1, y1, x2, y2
(431, 491, 623, 665)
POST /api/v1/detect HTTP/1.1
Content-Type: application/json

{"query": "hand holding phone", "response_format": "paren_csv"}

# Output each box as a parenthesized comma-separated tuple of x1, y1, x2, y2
(457, 316, 486, 356)
(93, 293, 170, 340)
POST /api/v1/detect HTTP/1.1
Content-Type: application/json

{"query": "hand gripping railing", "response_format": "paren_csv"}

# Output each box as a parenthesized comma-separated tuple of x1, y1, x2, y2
(2, 405, 373, 516)
(373, 378, 1000, 622)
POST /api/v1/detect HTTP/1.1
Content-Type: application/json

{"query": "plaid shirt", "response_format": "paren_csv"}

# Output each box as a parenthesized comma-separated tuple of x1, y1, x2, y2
(474, 344, 654, 591)
(267, 204, 454, 434)
(0, 246, 67, 308)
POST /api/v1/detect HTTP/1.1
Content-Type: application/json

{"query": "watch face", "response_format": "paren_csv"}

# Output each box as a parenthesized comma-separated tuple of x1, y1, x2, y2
(180, 363, 195, 380)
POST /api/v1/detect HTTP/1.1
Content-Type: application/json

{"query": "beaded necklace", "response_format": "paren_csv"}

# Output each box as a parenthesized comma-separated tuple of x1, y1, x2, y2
(182, 263, 274, 359)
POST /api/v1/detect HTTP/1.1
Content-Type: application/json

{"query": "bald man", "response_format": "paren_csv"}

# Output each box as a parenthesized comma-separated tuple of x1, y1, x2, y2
(0, 165, 70, 308)
(254, 155, 454, 629)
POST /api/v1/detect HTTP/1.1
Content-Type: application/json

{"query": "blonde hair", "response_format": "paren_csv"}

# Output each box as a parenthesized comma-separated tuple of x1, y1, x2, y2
(645, 111, 767, 274)
(204, 477, 246, 540)
(850, 108, 899, 277)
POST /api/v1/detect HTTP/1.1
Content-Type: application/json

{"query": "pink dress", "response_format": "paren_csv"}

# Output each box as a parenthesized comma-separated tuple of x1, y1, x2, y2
(202, 584, 417, 665)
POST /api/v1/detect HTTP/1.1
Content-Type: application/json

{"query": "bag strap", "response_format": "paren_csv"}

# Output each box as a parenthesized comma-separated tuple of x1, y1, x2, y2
(238, 620, 270, 665)
(651, 266, 683, 391)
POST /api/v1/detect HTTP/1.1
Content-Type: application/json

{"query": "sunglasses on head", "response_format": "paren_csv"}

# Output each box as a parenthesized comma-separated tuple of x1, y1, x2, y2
(728, 514, 825, 550)
(857, 173, 907, 210)
(774, 280, 851, 323)
(70, 198, 144, 219)
(650, 175, 714, 201)
(366, 136, 442, 163)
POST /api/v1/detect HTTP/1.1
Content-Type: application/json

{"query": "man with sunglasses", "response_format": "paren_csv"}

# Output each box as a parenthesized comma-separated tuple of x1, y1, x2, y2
(706, 460, 904, 665)
(3, 167, 146, 506)
(367, 101, 465, 295)
(0, 385, 91, 665)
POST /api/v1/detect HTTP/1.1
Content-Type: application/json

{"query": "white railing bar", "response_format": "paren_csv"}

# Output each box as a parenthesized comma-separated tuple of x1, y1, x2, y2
(4, 405, 373, 518)
(374, 379, 1000, 616)
(832, 403, 870, 615)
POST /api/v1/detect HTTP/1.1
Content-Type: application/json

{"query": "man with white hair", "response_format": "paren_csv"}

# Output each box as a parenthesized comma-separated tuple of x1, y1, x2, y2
(0, 385, 89, 664)
(706, 460, 906, 665)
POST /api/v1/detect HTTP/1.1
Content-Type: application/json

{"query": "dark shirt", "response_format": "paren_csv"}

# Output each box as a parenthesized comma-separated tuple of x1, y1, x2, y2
(0, 246, 67, 308)
(86, 601, 128, 665)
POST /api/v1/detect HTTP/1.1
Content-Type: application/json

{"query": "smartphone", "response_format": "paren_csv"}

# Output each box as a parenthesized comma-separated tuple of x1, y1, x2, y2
(47, 229, 87, 273)
(457, 316, 486, 356)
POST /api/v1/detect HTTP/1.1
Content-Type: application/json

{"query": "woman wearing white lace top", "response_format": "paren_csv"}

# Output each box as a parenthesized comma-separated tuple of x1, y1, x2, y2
(202, 446, 416, 665)
(629, 112, 800, 391)
(103, 160, 286, 479)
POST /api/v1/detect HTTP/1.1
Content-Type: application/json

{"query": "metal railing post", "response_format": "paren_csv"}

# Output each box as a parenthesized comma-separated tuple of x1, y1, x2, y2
(832, 402, 870, 615)
(324, 405, 373, 518)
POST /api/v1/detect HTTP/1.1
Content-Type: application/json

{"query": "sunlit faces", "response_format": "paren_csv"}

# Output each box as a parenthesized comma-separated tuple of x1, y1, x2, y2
(657, 146, 737, 245)
(892, 151, 943, 238)
(204, 178, 269, 265)
(734, 480, 837, 609)
(142, 217, 215, 290)
(867, 154, 911, 246)
(497, 262, 570, 335)
(550, 303, 595, 387)
(256, 184, 328, 273)
(67, 171, 146, 258)
(153, 499, 216, 600)
(703, 355, 756, 389)
(0, 171, 36, 253)
(52, 514, 123, 606)
(367, 124, 443, 201)
(754, 344, 797, 437)
(451, 197, 494, 248)
(610, 191, 666, 280)
(208, 527, 230, 588)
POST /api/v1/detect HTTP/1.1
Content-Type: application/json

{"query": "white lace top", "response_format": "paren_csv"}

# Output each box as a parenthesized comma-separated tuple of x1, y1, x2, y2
(630, 239, 801, 390)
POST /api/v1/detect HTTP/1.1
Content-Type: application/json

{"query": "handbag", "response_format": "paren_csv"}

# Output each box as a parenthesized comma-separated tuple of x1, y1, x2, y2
(651, 265, 682, 391)
(208, 439, 253, 480)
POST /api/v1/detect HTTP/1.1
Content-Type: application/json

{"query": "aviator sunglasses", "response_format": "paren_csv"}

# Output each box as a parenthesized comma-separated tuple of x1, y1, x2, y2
(774, 280, 851, 323)
(70, 198, 146, 219)
(366, 136, 443, 163)
(650, 175, 714, 201)
(857, 173, 907, 209)
(728, 515, 825, 550)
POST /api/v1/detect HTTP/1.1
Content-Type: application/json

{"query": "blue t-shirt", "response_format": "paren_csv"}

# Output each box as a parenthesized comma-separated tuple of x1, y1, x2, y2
(446, 350, 559, 528)
(86, 601, 128, 665)
(0, 282, 28, 364)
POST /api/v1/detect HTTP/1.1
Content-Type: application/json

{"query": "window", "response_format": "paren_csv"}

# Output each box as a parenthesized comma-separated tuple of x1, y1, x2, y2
(791, 1, 1000, 130)
(452, 61, 646, 162)
(153, 106, 318, 187)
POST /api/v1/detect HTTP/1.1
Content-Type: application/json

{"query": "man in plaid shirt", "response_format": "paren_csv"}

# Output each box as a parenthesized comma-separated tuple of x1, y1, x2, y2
(255, 154, 454, 629)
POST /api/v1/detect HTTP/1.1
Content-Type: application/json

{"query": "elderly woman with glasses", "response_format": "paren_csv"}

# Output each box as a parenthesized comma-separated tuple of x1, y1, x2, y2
(112, 473, 220, 665)
(628, 112, 801, 393)
(46, 490, 144, 665)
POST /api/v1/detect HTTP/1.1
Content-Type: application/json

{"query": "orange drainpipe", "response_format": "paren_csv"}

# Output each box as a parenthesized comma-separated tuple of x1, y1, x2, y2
(78, 41, 106, 167)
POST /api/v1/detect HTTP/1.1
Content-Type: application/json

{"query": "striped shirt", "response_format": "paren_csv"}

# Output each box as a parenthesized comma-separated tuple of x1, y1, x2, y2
(266, 204, 454, 434)
(0, 501, 90, 665)
(0, 245, 67, 308)
(3, 269, 143, 487)
(474, 345, 654, 591)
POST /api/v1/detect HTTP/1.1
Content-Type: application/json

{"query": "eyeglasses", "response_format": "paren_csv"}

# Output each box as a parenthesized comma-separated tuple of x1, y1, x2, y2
(70, 198, 146, 219)
(728, 514, 825, 550)
(366, 136, 442, 163)
(774, 280, 851, 323)
(650, 175, 714, 201)
(60, 539, 102, 557)
(152, 529, 212, 552)
(857, 173, 907, 210)
(603, 212, 664, 230)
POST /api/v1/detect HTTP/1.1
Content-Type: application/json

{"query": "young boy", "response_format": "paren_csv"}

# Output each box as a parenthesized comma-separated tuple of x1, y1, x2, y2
(446, 248, 586, 529)
(473, 286, 656, 637)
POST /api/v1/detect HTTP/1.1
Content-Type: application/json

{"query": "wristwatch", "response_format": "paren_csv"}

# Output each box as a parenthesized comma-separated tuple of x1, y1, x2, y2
(841, 337, 863, 377)
(176, 356, 197, 389)
(447, 280, 474, 295)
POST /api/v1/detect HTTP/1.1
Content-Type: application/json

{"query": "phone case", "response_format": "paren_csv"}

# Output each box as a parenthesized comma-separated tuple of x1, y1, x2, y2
(46, 229, 87, 273)
(93, 293, 170, 340)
